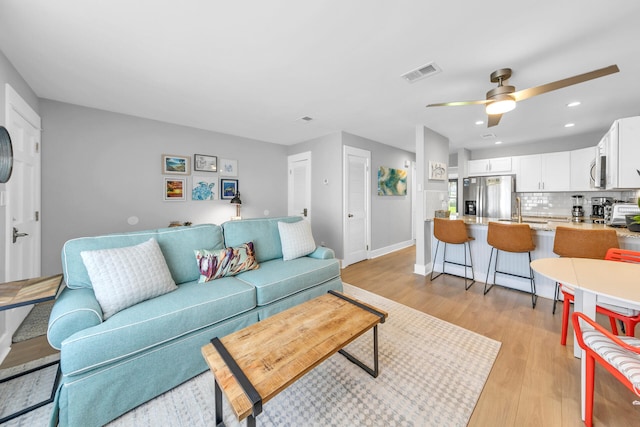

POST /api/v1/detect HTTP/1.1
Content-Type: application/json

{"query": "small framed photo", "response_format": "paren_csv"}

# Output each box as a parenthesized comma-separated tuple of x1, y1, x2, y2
(162, 154, 190, 175)
(428, 161, 447, 180)
(219, 158, 238, 177)
(194, 154, 217, 172)
(220, 178, 239, 200)
(163, 177, 186, 201)
(192, 175, 218, 201)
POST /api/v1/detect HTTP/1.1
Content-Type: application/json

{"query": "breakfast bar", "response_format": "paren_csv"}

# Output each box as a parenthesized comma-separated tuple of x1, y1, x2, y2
(428, 216, 640, 300)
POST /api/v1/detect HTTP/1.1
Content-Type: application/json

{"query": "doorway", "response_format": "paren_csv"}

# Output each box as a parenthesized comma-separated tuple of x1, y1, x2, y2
(1, 84, 42, 361)
(287, 152, 311, 221)
(342, 146, 370, 267)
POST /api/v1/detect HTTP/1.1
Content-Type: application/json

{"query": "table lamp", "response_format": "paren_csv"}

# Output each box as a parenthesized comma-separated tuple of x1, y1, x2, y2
(230, 192, 242, 220)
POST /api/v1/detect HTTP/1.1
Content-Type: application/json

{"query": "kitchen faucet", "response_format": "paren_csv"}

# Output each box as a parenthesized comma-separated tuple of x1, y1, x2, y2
(516, 196, 522, 223)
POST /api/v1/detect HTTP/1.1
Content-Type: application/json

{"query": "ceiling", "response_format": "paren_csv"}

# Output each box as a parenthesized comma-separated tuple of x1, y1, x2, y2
(1, 1, 639, 154)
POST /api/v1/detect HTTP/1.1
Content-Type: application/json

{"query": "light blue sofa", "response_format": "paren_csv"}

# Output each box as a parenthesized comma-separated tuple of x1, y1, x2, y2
(47, 216, 342, 426)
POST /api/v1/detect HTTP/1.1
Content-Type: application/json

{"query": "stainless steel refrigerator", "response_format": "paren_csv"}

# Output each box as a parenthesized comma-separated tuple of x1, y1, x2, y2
(462, 175, 516, 218)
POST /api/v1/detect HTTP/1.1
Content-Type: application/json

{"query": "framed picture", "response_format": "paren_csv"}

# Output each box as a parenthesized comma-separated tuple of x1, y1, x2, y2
(219, 158, 238, 177)
(378, 166, 408, 196)
(194, 154, 217, 172)
(220, 178, 239, 200)
(428, 161, 447, 180)
(192, 175, 218, 200)
(162, 154, 190, 175)
(164, 177, 186, 201)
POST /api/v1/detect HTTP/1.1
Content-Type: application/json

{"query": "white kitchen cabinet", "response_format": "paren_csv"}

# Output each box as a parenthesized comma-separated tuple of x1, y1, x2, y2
(605, 116, 640, 189)
(468, 157, 512, 176)
(515, 152, 570, 192)
(570, 146, 597, 191)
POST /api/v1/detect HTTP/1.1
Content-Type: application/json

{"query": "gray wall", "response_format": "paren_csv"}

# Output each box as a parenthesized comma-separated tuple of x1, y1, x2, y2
(0, 50, 40, 281)
(288, 131, 415, 259)
(288, 132, 343, 255)
(40, 100, 288, 275)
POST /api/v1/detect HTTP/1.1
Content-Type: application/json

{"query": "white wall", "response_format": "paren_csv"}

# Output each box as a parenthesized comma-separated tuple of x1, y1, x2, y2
(40, 100, 288, 275)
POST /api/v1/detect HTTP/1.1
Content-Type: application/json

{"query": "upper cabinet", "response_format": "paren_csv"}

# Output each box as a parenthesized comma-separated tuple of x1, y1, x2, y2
(604, 116, 640, 189)
(515, 152, 571, 192)
(467, 157, 512, 176)
(570, 147, 597, 191)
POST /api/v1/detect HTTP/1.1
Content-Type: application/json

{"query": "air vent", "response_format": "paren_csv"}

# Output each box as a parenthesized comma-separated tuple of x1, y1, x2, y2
(401, 61, 442, 83)
(481, 133, 496, 139)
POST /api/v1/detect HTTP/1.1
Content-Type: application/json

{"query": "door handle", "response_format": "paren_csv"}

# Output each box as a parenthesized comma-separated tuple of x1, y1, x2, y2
(13, 227, 29, 243)
(348, 214, 354, 218)
(302, 208, 308, 217)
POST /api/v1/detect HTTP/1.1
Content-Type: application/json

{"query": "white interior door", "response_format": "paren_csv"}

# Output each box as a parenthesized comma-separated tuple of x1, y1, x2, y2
(287, 152, 311, 221)
(0, 84, 42, 362)
(343, 146, 370, 267)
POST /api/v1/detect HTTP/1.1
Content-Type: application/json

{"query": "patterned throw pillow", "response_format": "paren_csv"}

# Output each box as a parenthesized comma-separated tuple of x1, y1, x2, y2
(80, 238, 177, 320)
(278, 220, 316, 261)
(195, 242, 259, 283)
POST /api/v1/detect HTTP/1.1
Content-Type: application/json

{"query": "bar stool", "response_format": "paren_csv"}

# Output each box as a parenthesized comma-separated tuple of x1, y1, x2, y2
(430, 218, 475, 290)
(552, 226, 619, 314)
(484, 221, 537, 308)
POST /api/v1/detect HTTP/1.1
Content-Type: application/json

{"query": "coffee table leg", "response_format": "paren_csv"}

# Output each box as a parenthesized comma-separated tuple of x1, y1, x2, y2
(215, 379, 224, 426)
(338, 324, 379, 378)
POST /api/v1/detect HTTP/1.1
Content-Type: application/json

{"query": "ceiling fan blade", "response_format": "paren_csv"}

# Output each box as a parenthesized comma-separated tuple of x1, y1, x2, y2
(513, 64, 619, 102)
(487, 114, 502, 127)
(426, 99, 490, 107)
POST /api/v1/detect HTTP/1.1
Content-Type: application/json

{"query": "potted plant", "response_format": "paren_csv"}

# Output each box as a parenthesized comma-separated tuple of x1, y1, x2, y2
(625, 197, 640, 232)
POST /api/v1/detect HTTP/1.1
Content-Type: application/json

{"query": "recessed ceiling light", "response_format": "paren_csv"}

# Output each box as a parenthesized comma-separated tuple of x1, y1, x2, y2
(495, 141, 503, 145)
(296, 116, 314, 123)
(564, 123, 575, 128)
(567, 101, 581, 107)
(475, 120, 484, 125)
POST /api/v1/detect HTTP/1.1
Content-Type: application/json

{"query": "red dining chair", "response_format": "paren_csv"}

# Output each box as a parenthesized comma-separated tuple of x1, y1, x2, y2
(572, 311, 640, 427)
(595, 248, 640, 337)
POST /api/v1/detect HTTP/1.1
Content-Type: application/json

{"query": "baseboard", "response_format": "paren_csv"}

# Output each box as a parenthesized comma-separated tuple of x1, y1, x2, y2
(369, 240, 415, 259)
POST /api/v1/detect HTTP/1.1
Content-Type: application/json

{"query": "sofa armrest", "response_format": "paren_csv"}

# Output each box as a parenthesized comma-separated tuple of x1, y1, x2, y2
(307, 246, 335, 259)
(47, 285, 103, 350)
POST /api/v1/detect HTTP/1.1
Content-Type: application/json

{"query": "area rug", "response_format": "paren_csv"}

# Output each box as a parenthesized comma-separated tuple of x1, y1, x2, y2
(12, 301, 54, 343)
(2, 284, 501, 426)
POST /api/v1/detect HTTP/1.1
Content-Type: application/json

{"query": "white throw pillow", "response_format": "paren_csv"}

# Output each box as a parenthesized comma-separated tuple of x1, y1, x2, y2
(80, 238, 177, 319)
(278, 220, 316, 261)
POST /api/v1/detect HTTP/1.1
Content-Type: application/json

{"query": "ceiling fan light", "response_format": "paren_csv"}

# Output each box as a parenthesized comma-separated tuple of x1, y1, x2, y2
(486, 98, 516, 115)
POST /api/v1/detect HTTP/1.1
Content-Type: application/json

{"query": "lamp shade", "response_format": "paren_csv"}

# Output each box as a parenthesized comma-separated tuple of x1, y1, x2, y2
(230, 192, 242, 205)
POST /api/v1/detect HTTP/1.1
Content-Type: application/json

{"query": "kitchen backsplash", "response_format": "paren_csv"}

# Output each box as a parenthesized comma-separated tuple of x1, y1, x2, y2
(517, 190, 640, 218)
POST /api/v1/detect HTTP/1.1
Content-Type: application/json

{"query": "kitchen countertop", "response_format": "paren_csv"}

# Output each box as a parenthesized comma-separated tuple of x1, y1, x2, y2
(431, 215, 640, 238)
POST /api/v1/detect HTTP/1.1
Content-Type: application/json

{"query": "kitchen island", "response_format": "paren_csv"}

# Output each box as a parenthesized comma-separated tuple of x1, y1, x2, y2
(427, 216, 640, 301)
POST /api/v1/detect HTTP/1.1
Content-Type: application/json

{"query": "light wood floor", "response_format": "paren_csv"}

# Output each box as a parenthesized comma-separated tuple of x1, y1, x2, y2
(341, 245, 639, 427)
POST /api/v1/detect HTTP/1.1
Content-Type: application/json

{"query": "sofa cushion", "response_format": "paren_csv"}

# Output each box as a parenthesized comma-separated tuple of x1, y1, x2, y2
(81, 238, 177, 319)
(63, 224, 225, 289)
(222, 216, 301, 263)
(60, 277, 256, 376)
(195, 242, 259, 282)
(236, 256, 340, 306)
(278, 220, 316, 261)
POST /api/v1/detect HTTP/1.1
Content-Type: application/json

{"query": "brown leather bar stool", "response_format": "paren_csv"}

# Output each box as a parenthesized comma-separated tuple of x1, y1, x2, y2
(430, 218, 475, 290)
(551, 226, 619, 313)
(484, 221, 537, 308)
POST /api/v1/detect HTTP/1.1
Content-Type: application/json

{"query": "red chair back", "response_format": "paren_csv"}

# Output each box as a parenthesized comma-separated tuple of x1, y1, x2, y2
(605, 248, 640, 264)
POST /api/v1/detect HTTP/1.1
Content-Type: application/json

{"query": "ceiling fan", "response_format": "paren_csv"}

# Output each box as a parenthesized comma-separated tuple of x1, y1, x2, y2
(426, 64, 619, 127)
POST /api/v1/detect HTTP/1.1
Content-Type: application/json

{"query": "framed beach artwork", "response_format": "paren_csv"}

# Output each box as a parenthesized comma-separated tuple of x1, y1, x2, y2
(220, 178, 239, 200)
(219, 158, 238, 177)
(377, 166, 407, 196)
(162, 154, 190, 175)
(192, 175, 218, 201)
(194, 154, 217, 172)
(163, 177, 186, 201)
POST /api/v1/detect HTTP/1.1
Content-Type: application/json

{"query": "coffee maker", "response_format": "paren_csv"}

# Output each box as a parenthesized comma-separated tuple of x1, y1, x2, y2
(571, 195, 584, 222)
(591, 197, 613, 223)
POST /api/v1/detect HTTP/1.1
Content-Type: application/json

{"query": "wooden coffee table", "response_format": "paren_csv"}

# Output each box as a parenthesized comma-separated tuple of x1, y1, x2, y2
(201, 290, 387, 427)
